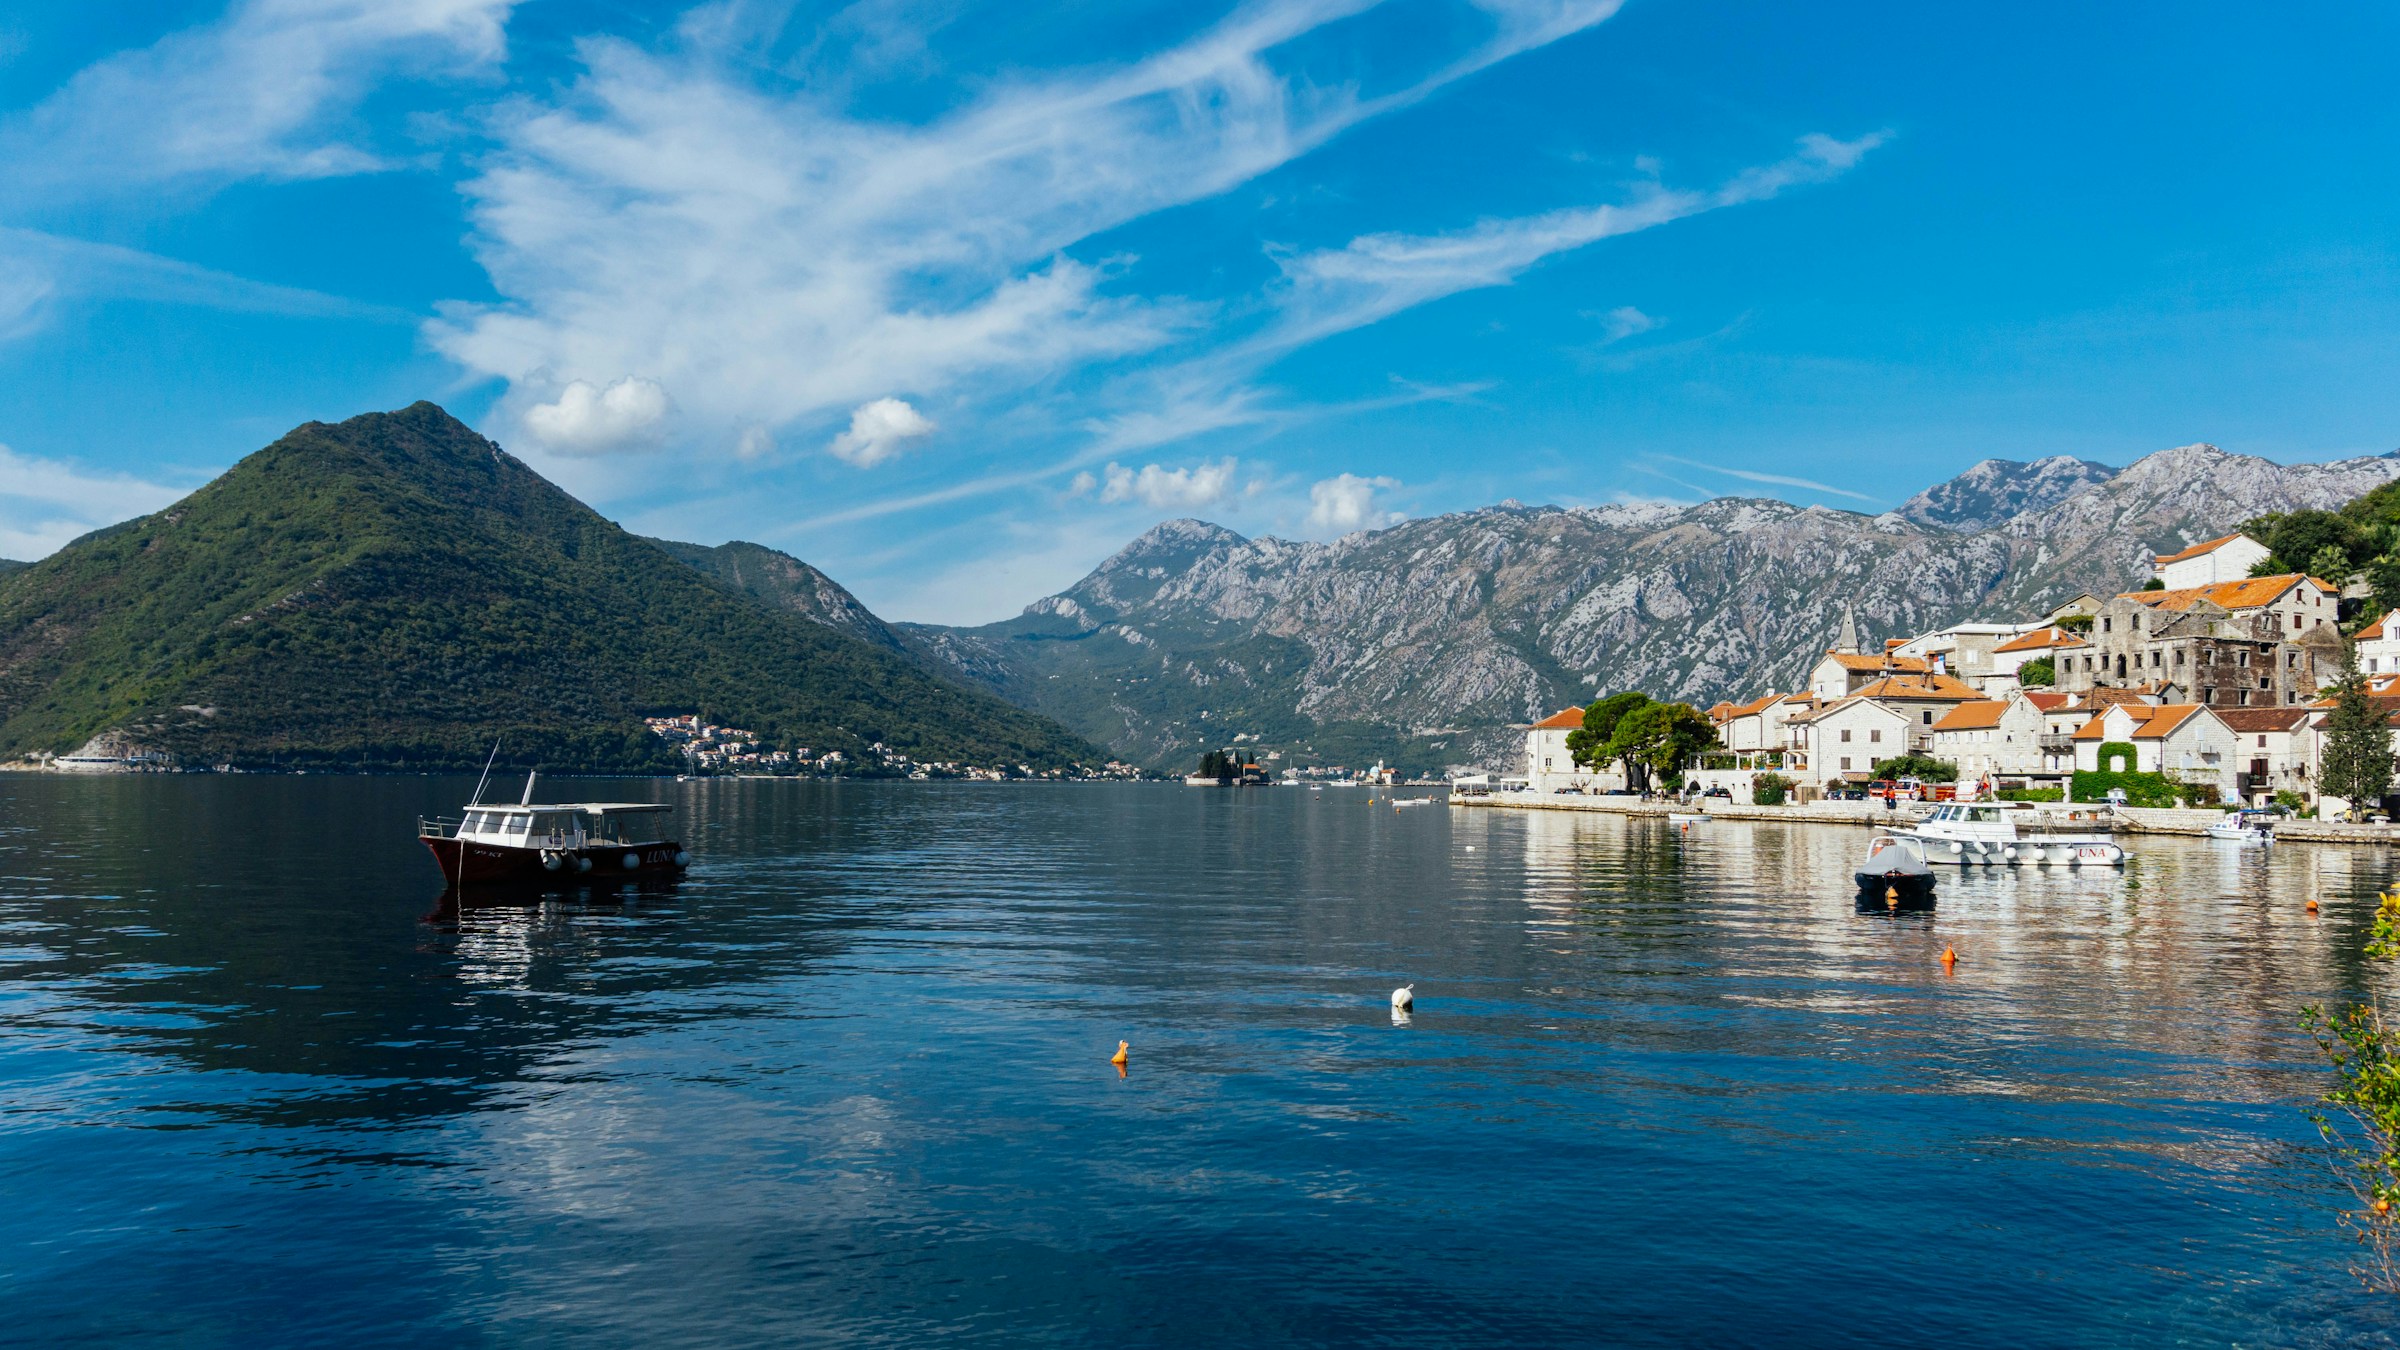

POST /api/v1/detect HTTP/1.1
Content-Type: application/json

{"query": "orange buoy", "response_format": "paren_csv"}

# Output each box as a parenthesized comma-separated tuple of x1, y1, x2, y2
(2306, 897, 2320, 914)
(1110, 1040, 1129, 1066)
(1941, 946, 1957, 970)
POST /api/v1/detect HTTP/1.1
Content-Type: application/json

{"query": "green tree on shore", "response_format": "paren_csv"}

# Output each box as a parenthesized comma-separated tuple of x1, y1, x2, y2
(1567, 692, 1651, 778)
(1604, 700, 1718, 789)
(2017, 656, 2055, 687)
(2321, 642, 2394, 817)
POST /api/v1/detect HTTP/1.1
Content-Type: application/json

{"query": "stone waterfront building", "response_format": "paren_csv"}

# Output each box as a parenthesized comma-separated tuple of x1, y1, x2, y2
(2053, 574, 2343, 710)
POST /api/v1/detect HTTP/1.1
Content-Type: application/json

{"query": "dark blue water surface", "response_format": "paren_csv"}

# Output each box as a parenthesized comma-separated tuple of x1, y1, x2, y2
(5, 777, 2400, 1347)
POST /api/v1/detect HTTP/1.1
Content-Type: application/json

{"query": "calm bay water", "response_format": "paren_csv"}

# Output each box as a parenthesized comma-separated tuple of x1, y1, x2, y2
(4, 776, 2399, 1346)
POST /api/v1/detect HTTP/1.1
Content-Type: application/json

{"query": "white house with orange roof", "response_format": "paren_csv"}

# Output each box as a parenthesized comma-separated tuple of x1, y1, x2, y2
(2215, 707, 2315, 805)
(1525, 706, 1584, 789)
(1785, 696, 1913, 787)
(1849, 672, 1985, 745)
(1928, 692, 2053, 786)
(2356, 610, 2400, 676)
(1990, 624, 2089, 685)
(1713, 692, 1814, 754)
(2152, 533, 2272, 590)
(2072, 702, 2238, 802)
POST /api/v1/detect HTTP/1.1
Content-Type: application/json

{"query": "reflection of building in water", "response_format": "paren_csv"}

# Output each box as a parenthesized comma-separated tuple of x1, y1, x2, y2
(1497, 811, 2399, 1110)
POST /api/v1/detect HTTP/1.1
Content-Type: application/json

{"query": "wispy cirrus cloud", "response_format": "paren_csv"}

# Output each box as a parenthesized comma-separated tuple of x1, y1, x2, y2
(1652, 453, 1880, 504)
(425, 0, 1629, 461)
(1259, 132, 1887, 353)
(0, 0, 520, 198)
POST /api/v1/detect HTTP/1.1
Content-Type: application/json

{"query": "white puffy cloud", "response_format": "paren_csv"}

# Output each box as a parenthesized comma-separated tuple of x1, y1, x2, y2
(1098, 458, 1238, 510)
(828, 397, 937, 468)
(520, 376, 672, 455)
(0, 0, 519, 197)
(0, 444, 192, 559)
(734, 426, 775, 461)
(1306, 472, 1405, 535)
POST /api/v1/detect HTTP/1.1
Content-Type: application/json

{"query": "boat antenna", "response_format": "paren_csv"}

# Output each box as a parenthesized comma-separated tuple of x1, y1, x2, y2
(470, 738, 501, 805)
(520, 768, 538, 805)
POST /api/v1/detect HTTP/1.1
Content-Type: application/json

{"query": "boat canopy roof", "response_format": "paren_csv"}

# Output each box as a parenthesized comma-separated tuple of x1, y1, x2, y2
(465, 802, 672, 815)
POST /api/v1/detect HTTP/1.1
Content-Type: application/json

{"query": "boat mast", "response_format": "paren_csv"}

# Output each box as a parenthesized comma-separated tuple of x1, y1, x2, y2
(469, 739, 501, 806)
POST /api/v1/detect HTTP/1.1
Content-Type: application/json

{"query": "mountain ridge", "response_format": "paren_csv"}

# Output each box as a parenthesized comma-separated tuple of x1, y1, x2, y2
(898, 441, 2400, 772)
(0, 403, 1097, 771)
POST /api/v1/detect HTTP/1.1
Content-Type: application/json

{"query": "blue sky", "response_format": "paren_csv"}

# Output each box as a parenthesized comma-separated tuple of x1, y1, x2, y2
(0, 2, 2395, 623)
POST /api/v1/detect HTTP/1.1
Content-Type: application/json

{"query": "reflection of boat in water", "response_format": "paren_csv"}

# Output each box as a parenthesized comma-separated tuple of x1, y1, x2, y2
(1392, 797, 1434, 809)
(1895, 802, 2125, 867)
(1667, 811, 1709, 824)
(2206, 810, 2275, 845)
(419, 773, 690, 886)
(1854, 833, 1936, 897)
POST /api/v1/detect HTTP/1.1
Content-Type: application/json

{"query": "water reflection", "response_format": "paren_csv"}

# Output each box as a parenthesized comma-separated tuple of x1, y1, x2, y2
(5, 778, 2400, 1347)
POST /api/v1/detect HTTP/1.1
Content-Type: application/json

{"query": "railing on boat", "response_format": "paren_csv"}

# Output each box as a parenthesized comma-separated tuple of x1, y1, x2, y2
(418, 816, 462, 839)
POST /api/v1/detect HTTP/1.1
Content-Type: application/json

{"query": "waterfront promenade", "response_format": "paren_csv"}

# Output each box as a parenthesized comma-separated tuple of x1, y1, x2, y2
(1452, 788, 2400, 845)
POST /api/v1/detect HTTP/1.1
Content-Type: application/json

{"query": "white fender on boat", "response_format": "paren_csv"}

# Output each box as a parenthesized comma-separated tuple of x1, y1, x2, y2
(620, 852, 640, 870)
(673, 850, 691, 867)
(576, 856, 593, 873)
(541, 851, 563, 872)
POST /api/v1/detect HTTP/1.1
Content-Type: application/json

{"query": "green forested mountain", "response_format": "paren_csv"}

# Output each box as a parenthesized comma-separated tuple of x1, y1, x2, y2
(0, 560, 24, 577)
(649, 537, 910, 654)
(0, 403, 1096, 771)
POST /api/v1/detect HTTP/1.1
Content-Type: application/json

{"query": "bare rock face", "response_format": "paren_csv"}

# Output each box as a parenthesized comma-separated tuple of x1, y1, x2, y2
(1896, 456, 2116, 532)
(904, 444, 2399, 773)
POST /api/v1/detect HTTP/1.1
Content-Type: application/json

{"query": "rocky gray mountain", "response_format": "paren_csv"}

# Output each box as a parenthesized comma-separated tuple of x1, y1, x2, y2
(1896, 455, 2115, 532)
(897, 443, 2400, 773)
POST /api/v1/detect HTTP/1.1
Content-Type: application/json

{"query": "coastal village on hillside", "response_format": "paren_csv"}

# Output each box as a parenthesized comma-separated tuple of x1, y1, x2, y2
(1514, 532, 2400, 814)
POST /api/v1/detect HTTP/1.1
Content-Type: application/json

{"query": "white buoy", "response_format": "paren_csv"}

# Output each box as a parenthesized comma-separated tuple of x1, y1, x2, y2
(1390, 984, 1414, 1012)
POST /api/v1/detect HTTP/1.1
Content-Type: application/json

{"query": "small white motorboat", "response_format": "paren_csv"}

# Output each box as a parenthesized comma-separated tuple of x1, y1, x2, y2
(1893, 801, 2126, 867)
(1667, 811, 1710, 824)
(2207, 810, 2275, 845)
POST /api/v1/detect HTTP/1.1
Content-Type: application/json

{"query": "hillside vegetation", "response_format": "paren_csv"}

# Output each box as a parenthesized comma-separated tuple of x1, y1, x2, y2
(0, 404, 1096, 771)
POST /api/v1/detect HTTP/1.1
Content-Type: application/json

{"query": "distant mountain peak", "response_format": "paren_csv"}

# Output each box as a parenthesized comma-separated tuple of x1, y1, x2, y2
(1896, 455, 2117, 532)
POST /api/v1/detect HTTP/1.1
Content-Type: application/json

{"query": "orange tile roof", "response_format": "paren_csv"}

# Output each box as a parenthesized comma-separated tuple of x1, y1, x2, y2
(1821, 652, 1933, 674)
(2132, 704, 2207, 739)
(1530, 707, 1585, 730)
(2361, 611, 2397, 641)
(1995, 625, 2088, 653)
(1931, 700, 2007, 731)
(2126, 573, 2333, 613)
(2152, 533, 2252, 566)
(2073, 705, 2157, 740)
(2022, 691, 2070, 711)
(1854, 673, 1982, 701)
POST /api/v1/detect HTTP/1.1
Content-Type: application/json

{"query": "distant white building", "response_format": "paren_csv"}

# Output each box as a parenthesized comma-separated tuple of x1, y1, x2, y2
(2152, 533, 2273, 590)
(2358, 610, 2400, 676)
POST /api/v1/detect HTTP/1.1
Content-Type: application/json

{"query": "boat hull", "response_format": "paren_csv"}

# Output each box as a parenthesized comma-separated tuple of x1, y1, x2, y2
(421, 835, 689, 887)
(1893, 831, 2125, 867)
